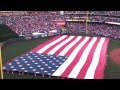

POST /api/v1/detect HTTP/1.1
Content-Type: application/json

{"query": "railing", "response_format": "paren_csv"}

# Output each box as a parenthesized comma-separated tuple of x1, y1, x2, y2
(0, 44, 3, 79)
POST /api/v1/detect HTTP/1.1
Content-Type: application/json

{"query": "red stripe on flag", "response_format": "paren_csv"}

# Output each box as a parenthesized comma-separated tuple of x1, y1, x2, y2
(76, 38, 101, 79)
(43, 36, 69, 54)
(54, 36, 78, 55)
(94, 38, 110, 79)
(65, 37, 85, 56)
(31, 35, 61, 52)
(61, 37, 93, 78)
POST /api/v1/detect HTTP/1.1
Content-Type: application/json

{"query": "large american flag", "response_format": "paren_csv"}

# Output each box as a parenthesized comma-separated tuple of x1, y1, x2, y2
(3, 35, 110, 79)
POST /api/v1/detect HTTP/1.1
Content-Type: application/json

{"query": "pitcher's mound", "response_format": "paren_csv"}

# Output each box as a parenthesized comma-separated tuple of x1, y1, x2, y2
(110, 48, 120, 64)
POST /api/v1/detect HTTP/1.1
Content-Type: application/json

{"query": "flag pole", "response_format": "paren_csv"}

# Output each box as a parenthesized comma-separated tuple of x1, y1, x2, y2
(0, 44, 3, 79)
(86, 11, 89, 34)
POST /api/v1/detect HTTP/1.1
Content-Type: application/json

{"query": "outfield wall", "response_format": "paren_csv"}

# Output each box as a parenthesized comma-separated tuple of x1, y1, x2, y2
(0, 37, 26, 49)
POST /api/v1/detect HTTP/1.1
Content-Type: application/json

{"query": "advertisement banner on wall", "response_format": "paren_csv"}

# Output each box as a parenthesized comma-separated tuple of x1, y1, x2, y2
(53, 20, 66, 26)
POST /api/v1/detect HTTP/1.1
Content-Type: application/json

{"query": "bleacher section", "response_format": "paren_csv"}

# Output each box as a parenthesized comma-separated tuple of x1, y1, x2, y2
(0, 11, 120, 40)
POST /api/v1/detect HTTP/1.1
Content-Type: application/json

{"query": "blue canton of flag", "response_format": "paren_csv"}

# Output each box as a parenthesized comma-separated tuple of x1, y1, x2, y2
(3, 52, 68, 76)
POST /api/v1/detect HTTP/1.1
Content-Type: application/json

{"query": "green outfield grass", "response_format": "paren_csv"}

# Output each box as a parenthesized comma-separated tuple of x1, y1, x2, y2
(1, 36, 56, 79)
(1, 35, 120, 79)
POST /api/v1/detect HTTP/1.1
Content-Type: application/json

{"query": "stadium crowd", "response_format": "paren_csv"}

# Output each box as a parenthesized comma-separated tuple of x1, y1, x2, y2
(65, 14, 120, 23)
(64, 11, 120, 16)
(0, 14, 64, 35)
(0, 11, 120, 40)
(66, 22, 120, 39)
(88, 16, 120, 23)
(12, 15, 63, 35)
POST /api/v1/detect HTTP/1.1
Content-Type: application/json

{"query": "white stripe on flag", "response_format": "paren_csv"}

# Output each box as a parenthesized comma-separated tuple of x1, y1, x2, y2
(58, 36, 82, 56)
(68, 37, 97, 78)
(48, 36, 75, 55)
(52, 37, 90, 76)
(37, 35, 67, 53)
(84, 38, 105, 79)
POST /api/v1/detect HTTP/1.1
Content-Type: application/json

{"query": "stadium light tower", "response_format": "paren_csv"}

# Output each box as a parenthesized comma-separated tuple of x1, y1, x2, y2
(0, 44, 3, 79)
